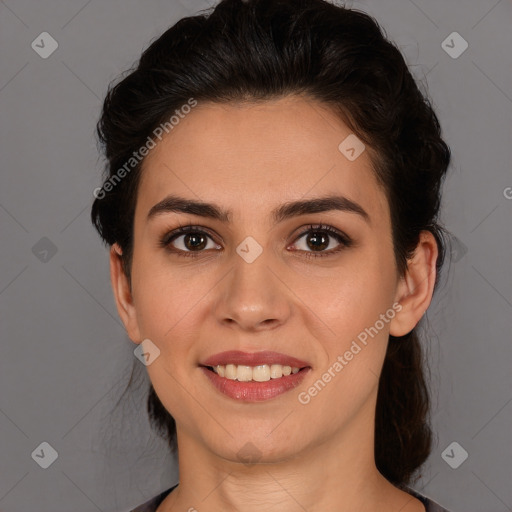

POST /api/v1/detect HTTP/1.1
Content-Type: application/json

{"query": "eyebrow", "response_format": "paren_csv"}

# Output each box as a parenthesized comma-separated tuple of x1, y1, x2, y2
(147, 194, 370, 225)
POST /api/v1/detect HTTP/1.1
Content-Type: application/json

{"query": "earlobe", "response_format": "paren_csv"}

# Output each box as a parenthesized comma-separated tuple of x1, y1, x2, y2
(389, 231, 438, 337)
(109, 243, 142, 343)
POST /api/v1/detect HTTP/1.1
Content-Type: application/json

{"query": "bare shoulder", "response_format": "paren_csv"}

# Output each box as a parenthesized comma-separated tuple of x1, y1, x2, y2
(393, 487, 427, 512)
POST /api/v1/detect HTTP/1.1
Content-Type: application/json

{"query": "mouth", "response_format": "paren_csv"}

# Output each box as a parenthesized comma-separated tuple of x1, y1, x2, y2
(199, 351, 311, 402)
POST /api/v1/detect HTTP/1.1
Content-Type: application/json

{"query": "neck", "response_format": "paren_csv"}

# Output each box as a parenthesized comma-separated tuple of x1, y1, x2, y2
(158, 394, 419, 512)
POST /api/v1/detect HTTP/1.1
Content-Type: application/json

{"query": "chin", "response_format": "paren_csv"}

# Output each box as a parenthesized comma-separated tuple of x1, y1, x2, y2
(207, 431, 308, 465)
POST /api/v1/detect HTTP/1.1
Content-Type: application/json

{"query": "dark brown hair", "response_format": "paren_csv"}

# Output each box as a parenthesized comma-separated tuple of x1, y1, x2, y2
(91, 0, 451, 487)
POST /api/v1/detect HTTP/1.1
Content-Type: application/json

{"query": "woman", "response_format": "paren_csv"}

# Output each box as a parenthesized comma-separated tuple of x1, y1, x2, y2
(91, 0, 452, 510)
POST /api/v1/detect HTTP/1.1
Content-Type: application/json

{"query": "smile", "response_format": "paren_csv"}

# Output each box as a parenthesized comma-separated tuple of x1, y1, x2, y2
(209, 363, 301, 382)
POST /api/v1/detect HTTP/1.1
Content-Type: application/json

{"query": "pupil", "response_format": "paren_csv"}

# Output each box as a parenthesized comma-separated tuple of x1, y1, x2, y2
(185, 233, 206, 250)
(308, 232, 328, 251)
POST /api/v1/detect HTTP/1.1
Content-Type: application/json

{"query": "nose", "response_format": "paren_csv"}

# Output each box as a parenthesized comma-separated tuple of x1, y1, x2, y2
(214, 250, 292, 332)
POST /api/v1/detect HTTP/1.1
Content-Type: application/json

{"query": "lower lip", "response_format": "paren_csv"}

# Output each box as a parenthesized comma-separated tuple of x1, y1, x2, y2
(200, 366, 311, 402)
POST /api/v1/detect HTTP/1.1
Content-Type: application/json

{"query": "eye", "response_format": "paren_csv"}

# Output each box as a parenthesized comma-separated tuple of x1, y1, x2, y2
(160, 223, 353, 259)
(290, 224, 353, 258)
(160, 225, 220, 257)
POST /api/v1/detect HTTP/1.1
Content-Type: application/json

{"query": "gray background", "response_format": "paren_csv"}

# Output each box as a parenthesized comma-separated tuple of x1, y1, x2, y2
(0, 0, 511, 511)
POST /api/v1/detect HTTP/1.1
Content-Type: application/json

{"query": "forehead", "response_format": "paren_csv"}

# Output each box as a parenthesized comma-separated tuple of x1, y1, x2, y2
(136, 95, 389, 224)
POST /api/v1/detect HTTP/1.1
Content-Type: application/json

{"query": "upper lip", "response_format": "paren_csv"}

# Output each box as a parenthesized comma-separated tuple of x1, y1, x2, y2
(201, 350, 310, 368)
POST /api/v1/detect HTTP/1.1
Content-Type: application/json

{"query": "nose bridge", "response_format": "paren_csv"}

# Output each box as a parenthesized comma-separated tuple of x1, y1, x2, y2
(215, 239, 290, 330)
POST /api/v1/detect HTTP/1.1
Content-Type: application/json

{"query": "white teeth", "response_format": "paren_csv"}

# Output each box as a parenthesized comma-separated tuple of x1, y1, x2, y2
(253, 365, 270, 382)
(270, 364, 283, 378)
(236, 365, 253, 382)
(210, 363, 301, 381)
(225, 364, 237, 379)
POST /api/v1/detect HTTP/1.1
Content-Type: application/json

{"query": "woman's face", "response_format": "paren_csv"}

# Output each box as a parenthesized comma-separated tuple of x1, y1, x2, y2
(114, 95, 419, 463)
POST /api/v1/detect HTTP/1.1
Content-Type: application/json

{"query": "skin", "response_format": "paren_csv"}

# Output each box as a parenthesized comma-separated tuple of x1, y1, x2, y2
(110, 95, 438, 512)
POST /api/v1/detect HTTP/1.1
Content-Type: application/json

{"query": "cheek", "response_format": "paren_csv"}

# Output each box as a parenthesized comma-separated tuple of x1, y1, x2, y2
(130, 252, 203, 337)
(300, 286, 394, 421)
(302, 249, 397, 338)
(133, 263, 207, 418)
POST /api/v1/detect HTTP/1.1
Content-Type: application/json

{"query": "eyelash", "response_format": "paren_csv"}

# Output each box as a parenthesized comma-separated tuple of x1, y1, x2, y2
(159, 223, 353, 259)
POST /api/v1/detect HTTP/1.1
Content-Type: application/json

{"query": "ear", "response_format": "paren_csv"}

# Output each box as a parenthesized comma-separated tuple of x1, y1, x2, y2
(389, 231, 439, 337)
(109, 243, 142, 343)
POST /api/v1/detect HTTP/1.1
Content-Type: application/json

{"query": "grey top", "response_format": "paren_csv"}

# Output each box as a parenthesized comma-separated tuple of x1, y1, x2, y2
(130, 483, 452, 511)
